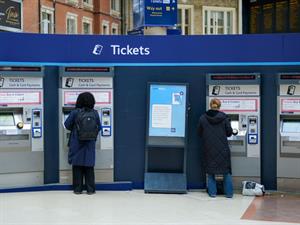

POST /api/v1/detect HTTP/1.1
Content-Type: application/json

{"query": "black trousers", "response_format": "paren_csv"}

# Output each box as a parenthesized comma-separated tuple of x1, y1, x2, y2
(72, 165, 95, 193)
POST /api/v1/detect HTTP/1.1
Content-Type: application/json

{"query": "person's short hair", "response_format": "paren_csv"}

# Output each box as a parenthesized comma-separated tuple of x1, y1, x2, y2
(75, 92, 96, 109)
(210, 98, 221, 110)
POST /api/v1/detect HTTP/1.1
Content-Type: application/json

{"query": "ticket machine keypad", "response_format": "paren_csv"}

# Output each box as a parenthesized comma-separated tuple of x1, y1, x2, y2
(32, 109, 42, 138)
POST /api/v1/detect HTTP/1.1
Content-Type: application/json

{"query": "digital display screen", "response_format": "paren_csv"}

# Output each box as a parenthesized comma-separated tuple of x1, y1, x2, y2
(282, 120, 300, 132)
(0, 113, 15, 126)
(0, 67, 41, 71)
(211, 75, 256, 80)
(148, 84, 187, 137)
(65, 67, 110, 72)
(280, 74, 300, 80)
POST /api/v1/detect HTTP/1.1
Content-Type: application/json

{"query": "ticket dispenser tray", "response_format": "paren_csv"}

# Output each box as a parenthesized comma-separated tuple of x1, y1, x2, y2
(280, 118, 300, 157)
(227, 114, 247, 157)
(0, 108, 31, 152)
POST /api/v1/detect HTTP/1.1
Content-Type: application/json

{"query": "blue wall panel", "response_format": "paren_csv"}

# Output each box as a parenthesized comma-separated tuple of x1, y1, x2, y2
(261, 72, 277, 190)
(114, 67, 207, 188)
(113, 66, 300, 189)
(43, 66, 59, 184)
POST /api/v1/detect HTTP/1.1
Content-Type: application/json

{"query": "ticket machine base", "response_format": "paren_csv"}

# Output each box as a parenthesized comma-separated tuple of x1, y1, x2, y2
(144, 172, 187, 194)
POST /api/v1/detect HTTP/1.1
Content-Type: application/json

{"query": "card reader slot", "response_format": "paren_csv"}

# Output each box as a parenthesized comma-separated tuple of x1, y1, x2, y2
(228, 140, 244, 146)
(282, 141, 300, 147)
(0, 134, 30, 141)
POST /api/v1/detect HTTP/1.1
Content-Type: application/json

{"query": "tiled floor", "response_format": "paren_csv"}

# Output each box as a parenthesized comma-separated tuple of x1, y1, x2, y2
(242, 193, 300, 224)
(0, 190, 299, 225)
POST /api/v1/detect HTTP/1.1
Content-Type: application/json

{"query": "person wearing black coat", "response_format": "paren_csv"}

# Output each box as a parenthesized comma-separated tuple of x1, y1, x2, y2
(198, 98, 234, 198)
(64, 92, 101, 195)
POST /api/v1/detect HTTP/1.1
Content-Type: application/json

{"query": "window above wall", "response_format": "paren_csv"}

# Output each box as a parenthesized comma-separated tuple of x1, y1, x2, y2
(83, 0, 93, 10)
(66, 13, 78, 34)
(203, 6, 237, 35)
(111, 0, 121, 17)
(82, 17, 93, 34)
(177, 4, 194, 35)
(66, 0, 79, 7)
(40, 6, 54, 34)
(102, 20, 110, 35)
(111, 23, 119, 35)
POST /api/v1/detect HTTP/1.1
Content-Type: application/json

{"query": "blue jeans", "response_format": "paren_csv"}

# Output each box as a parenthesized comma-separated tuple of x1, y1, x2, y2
(207, 173, 233, 198)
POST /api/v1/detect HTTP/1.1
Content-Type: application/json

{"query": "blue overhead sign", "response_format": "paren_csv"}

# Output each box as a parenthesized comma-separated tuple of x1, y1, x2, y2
(145, 0, 177, 26)
(0, 33, 300, 65)
(133, 0, 177, 29)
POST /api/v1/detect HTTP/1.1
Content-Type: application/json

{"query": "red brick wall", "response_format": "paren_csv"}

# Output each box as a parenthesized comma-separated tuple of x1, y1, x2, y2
(23, 0, 39, 33)
(22, 0, 122, 34)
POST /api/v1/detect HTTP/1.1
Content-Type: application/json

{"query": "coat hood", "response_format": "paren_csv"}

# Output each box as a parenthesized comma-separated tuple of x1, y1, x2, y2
(205, 110, 227, 124)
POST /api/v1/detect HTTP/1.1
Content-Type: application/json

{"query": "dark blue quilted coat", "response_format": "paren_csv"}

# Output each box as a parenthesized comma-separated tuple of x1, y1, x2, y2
(198, 110, 233, 174)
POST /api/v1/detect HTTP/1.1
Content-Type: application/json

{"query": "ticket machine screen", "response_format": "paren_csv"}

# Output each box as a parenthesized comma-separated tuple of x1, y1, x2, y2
(282, 120, 300, 133)
(0, 113, 15, 126)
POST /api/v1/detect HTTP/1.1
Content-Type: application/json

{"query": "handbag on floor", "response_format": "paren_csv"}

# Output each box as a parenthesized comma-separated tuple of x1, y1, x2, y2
(242, 181, 265, 196)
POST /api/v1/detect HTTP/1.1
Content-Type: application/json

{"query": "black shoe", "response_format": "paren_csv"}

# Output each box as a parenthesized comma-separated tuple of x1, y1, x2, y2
(74, 191, 83, 194)
(87, 191, 96, 195)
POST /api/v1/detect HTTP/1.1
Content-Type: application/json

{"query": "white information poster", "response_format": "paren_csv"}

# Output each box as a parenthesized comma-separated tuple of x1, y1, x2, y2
(151, 104, 172, 128)
(0, 91, 41, 104)
(281, 98, 300, 112)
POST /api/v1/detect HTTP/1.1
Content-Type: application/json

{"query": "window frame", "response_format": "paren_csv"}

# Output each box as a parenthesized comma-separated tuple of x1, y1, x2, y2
(111, 23, 119, 35)
(177, 4, 194, 35)
(66, 0, 78, 6)
(82, 16, 93, 34)
(83, 0, 93, 9)
(40, 6, 54, 34)
(202, 6, 237, 35)
(66, 12, 78, 34)
(101, 20, 110, 35)
(111, 0, 121, 17)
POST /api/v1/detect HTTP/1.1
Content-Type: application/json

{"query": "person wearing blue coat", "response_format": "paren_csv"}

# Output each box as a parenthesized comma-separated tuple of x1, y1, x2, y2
(64, 92, 101, 195)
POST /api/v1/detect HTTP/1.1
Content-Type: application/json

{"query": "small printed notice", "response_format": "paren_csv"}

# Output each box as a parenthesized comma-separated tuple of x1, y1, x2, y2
(0, 91, 41, 104)
(218, 98, 258, 112)
(151, 104, 172, 128)
(247, 149, 260, 158)
(64, 91, 111, 104)
(281, 98, 300, 112)
(172, 92, 183, 105)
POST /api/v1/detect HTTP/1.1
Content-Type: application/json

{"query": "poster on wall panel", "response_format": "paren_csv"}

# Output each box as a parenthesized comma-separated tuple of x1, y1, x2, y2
(0, 0, 22, 32)
(148, 84, 186, 137)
